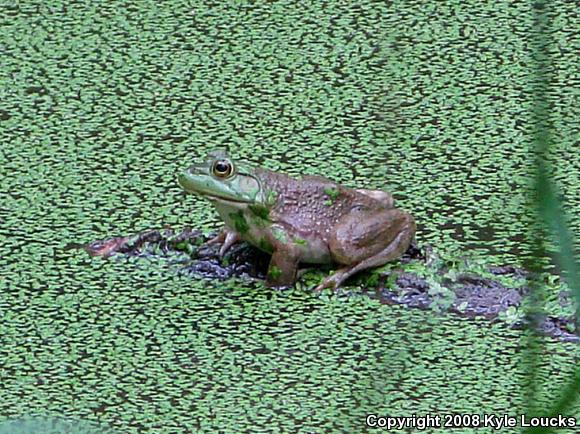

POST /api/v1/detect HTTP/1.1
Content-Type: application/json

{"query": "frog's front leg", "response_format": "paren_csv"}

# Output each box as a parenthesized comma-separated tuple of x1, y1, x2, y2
(266, 249, 300, 288)
(315, 209, 415, 292)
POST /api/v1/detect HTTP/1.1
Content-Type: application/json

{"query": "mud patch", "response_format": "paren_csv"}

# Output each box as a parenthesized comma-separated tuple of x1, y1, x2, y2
(72, 228, 578, 343)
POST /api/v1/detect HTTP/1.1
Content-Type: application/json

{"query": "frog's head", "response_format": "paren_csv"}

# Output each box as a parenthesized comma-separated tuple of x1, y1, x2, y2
(178, 150, 265, 207)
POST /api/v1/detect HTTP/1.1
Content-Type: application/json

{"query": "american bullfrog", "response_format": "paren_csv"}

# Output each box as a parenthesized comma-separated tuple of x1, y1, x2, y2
(178, 150, 416, 291)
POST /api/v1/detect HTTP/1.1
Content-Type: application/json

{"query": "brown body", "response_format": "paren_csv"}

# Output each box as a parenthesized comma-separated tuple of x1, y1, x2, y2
(179, 152, 416, 291)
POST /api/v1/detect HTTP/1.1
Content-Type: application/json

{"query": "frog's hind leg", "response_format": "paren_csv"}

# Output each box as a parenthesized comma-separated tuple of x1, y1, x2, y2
(315, 209, 415, 292)
(355, 189, 395, 208)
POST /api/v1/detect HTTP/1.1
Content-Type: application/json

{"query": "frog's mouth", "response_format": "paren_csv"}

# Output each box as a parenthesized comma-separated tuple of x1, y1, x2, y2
(180, 185, 254, 204)
(203, 193, 254, 204)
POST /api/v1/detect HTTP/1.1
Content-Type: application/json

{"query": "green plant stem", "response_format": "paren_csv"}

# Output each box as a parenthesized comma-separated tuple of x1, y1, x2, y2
(522, 0, 579, 428)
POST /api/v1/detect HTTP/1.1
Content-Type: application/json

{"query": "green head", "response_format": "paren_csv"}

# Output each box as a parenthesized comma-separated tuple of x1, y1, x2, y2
(178, 150, 265, 206)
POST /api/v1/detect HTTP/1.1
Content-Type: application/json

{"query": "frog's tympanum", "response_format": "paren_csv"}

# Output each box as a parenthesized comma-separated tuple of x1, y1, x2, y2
(178, 150, 416, 291)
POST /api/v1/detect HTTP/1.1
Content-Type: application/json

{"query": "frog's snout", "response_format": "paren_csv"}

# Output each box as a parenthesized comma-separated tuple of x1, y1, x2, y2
(177, 172, 190, 190)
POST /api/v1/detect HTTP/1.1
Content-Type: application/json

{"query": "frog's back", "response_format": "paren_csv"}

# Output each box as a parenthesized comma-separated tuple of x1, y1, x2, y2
(258, 169, 380, 239)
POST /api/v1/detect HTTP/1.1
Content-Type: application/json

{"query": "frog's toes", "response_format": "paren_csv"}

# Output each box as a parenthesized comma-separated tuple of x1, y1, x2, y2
(314, 274, 341, 292)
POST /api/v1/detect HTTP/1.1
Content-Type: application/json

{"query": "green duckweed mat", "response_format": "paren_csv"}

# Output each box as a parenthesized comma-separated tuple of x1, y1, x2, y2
(0, 1, 578, 433)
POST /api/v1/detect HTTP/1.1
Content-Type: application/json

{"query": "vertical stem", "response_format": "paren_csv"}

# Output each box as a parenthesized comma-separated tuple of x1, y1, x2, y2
(522, 1, 580, 431)
(522, 0, 552, 417)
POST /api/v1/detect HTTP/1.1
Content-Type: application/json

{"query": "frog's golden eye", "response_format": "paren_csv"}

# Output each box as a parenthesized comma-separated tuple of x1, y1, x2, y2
(212, 160, 233, 178)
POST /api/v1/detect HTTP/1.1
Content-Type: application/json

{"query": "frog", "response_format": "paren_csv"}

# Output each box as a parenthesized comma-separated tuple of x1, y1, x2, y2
(178, 150, 416, 292)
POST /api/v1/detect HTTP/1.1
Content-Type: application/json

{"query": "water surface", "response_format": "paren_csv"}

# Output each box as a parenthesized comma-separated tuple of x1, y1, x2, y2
(0, 1, 578, 432)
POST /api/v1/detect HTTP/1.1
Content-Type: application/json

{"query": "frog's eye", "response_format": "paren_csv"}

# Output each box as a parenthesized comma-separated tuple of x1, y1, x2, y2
(212, 159, 233, 178)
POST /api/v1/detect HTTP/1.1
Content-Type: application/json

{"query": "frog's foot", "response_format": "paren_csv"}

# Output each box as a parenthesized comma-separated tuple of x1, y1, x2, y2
(218, 230, 242, 257)
(206, 230, 227, 245)
(314, 263, 380, 292)
(204, 229, 241, 257)
(314, 271, 346, 292)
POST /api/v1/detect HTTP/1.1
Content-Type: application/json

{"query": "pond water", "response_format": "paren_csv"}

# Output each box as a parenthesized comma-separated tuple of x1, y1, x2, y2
(0, 1, 578, 433)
